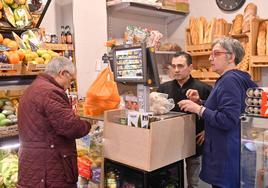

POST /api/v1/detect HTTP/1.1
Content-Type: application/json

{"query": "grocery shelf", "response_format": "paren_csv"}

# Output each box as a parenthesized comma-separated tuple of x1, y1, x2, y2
(107, 2, 187, 20)
(189, 51, 211, 56)
(44, 43, 74, 51)
(155, 51, 176, 55)
(0, 75, 36, 87)
(0, 27, 27, 35)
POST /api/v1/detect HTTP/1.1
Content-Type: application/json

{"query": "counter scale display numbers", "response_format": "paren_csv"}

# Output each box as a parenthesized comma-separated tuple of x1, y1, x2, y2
(216, 0, 246, 11)
(115, 48, 143, 79)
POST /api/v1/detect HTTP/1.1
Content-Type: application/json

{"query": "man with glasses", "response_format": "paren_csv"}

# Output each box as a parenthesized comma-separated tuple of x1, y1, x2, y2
(178, 37, 257, 188)
(157, 51, 212, 188)
(17, 56, 91, 187)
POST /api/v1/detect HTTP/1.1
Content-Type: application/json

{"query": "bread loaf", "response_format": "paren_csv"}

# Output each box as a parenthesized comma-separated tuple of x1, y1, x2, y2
(189, 17, 199, 45)
(198, 17, 206, 44)
(257, 22, 266, 56)
(242, 3, 257, 33)
(230, 14, 243, 35)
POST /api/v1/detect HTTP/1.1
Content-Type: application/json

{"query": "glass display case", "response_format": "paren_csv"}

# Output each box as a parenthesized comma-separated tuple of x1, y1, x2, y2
(240, 115, 268, 188)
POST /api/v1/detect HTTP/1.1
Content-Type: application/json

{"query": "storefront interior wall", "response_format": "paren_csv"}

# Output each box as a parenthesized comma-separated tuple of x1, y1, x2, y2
(42, 0, 268, 97)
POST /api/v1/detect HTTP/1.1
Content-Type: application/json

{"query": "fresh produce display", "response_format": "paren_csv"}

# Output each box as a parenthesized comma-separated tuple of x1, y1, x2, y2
(76, 123, 103, 186)
(1, 0, 31, 28)
(0, 150, 18, 188)
(0, 98, 18, 127)
(0, 30, 59, 68)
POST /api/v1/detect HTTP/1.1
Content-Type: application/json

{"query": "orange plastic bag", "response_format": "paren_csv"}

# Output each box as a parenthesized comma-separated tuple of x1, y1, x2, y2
(83, 68, 120, 116)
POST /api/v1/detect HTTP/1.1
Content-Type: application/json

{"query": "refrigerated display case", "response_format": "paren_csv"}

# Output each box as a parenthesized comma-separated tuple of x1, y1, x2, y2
(240, 115, 268, 188)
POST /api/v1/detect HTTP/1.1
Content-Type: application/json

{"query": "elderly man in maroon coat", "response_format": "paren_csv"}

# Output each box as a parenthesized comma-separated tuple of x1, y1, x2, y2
(17, 56, 91, 188)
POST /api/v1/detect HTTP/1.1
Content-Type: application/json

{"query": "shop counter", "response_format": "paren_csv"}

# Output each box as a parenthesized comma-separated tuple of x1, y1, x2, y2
(103, 109, 196, 172)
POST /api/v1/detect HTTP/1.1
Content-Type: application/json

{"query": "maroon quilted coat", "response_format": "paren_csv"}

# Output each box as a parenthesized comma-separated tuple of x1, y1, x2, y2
(17, 74, 91, 188)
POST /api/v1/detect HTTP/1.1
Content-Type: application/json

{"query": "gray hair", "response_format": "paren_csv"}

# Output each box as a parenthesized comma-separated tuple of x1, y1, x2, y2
(212, 37, 245, 65)
(44, 56, 75, 76)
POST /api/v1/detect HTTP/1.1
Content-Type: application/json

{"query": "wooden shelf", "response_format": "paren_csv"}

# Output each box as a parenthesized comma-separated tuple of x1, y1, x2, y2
(231, 33, 249, 39)
(44, 43, 74, 51)
(186, 43, 212, 55)
(251, 56, 268, 63)
(251, 64, 268, 68)
(189, 51, 211, 56)
(107, 2, 187, 22)
(155, 51, 176, 55)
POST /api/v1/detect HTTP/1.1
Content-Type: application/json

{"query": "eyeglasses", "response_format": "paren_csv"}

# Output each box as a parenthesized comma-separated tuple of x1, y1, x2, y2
(64, 71, 75, 82)
(209, 51, 232, 59)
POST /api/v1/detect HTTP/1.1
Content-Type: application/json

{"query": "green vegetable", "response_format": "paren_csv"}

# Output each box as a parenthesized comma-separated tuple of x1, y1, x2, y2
(2, 1, 16, 27)
(0, 119, 12, 126)
(0, 114, 6, 121)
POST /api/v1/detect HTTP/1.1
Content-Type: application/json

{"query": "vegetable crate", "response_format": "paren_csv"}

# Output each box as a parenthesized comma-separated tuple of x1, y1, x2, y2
(22, 62, 46, 75)
(0, 124, 18, 138)
(0, 63, 22, 76)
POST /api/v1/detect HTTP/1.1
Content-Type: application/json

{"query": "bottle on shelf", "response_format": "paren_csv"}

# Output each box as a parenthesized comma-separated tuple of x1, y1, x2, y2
(65, 25, 73, 44)
(61, 26, 66, 44)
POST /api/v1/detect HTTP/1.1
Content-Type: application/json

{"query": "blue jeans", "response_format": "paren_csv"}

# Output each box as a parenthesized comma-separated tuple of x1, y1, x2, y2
(185, 156, 201, 188)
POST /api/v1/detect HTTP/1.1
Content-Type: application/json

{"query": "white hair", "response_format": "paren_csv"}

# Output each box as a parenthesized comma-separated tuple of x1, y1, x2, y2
(44, 56, 75, 76)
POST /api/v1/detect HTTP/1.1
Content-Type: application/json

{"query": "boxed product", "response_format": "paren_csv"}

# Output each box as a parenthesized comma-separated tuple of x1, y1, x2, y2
(103, 109, 195, 171)
(127, 111, 153, 128)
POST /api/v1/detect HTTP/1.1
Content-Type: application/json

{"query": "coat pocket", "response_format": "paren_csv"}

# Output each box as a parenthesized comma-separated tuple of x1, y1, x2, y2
(60, 150, 78, 183)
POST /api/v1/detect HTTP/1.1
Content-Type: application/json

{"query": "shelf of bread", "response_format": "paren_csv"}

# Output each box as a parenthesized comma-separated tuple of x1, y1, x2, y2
(191, 69, 219, 82)
(186, 17, 231, 54)
(0, 63, 22, 76)
(250, 56, 268, 67)
(155, 51, 176, 55)
(44, 43, 74, 51)
(231, 33, 249, 39)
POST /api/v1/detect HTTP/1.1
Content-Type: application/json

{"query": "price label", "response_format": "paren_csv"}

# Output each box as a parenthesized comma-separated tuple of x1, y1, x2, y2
(0, 64, 13, 70)
(35, 64, 46, 70)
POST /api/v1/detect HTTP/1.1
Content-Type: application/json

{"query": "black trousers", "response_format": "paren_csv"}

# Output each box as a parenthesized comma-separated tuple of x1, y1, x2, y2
(212, 186, 221, 188)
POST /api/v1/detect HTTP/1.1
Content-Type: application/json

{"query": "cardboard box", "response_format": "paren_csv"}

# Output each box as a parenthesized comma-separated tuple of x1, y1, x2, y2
(103, 109, 195, 171)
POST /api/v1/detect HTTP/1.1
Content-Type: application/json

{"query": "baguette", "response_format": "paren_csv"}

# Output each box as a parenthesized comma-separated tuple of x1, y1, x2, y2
(258, 22, 267, 55)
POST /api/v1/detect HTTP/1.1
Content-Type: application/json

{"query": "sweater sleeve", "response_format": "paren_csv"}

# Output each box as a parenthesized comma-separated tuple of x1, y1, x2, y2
(44, 90, 91, 139)
(203, 77, 242, 131)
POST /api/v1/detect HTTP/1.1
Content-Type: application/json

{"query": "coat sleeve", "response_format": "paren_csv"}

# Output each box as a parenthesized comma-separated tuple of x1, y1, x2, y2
(44, 90, 91, 139)
(203, 77, 242, 131)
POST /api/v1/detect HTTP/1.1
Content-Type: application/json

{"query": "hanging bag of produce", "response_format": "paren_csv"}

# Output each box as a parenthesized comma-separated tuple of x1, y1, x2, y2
(83, 67, 120, 116)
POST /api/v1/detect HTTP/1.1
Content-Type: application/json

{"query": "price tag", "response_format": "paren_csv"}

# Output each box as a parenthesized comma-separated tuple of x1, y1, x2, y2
(0, 64, 13, 70)
(35, 64, 46, 70)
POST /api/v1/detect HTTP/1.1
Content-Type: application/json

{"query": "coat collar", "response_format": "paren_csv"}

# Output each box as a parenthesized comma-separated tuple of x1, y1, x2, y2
(38, 73, 65, 90)
(172, 75, 194, 88)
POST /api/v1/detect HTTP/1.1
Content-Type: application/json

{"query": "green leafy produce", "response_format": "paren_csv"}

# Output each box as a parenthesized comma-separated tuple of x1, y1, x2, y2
(0, 154, 18, 188)
(2, 0, 16, 27)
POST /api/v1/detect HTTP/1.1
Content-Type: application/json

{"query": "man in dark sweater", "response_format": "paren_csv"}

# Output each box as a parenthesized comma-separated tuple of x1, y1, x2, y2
(157, 51, 212, 188)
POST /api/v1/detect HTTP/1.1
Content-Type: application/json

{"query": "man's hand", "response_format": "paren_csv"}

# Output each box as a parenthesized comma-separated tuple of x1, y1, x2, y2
(196, 131, 205, 145)
(186, 89, 200, 103)
(178, 99, 201, 114)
